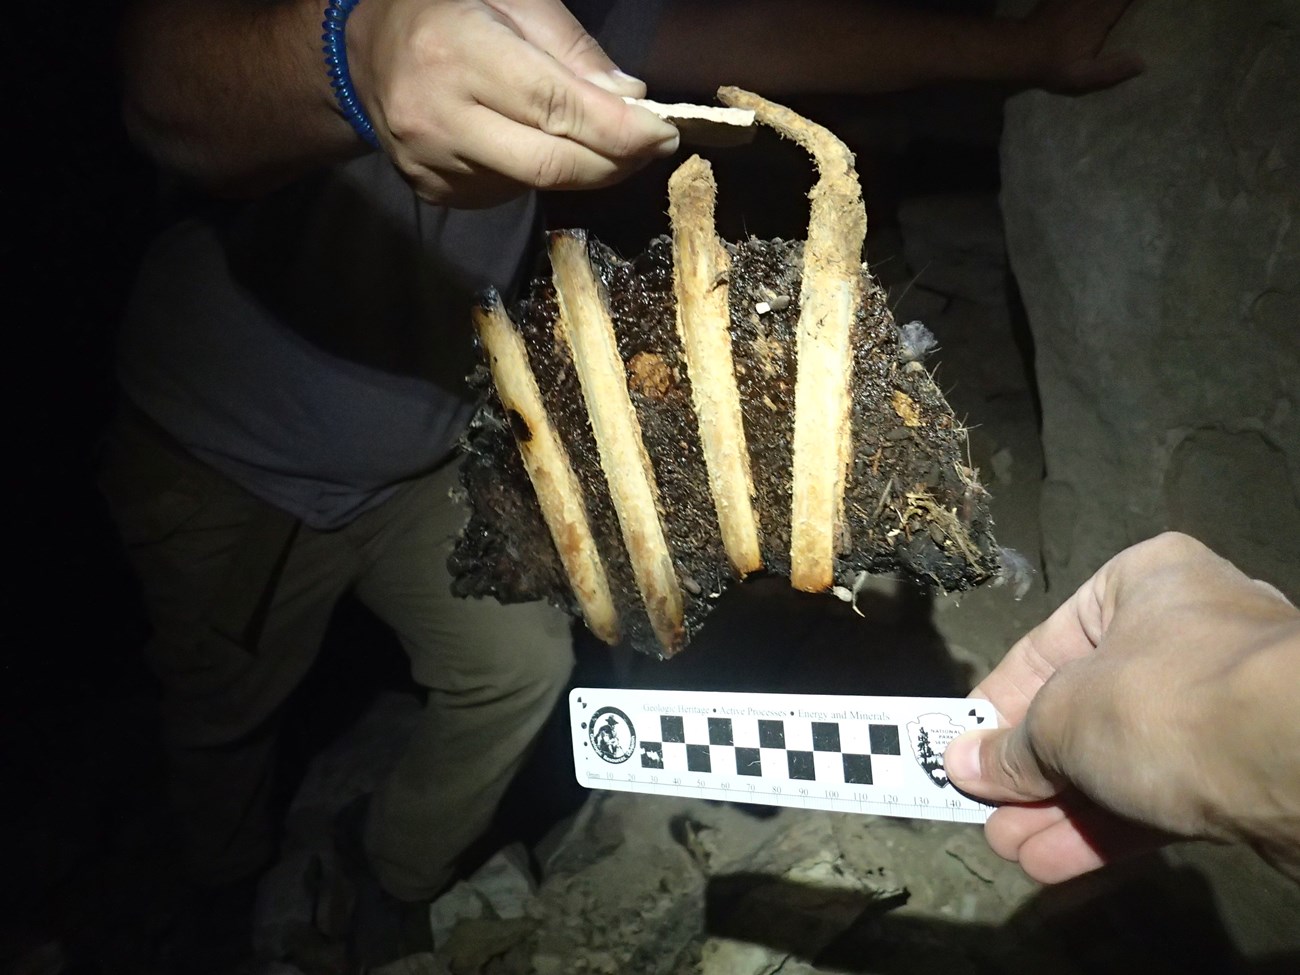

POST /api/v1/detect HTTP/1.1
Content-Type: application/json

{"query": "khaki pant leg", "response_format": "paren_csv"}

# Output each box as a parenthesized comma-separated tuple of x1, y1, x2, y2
(98, 410, 359, 884)
(352, 460, 575, 900)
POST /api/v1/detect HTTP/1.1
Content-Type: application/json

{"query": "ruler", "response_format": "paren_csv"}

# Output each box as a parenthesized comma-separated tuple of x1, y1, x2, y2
(570, 687, 996, 824)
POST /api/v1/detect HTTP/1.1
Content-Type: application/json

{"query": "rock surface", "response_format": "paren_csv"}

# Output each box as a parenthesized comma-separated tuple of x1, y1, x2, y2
(254, 692, 420, 961)
(421, 792, 1044, 975)
(1000, 0, 1300, 594)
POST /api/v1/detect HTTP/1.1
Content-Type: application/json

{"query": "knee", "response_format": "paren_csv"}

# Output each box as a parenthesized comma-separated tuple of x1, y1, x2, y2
(506, 609, 575, 697)
(407, 601, 576, 697)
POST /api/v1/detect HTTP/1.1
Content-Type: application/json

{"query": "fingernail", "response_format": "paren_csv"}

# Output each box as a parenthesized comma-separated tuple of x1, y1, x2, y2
(585, 68, 646, 97)
(655, 129, 681, 155)
(943, 734, 980, 784)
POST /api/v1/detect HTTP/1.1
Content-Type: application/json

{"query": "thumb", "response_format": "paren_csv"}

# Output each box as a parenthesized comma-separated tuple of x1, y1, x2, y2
(944, 726, 1060, 803)
(486, 0, 647, 97)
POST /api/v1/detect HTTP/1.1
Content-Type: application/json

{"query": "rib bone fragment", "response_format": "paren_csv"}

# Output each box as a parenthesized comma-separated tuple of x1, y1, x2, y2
(549, 231, 686, 652)
(471, 291, 621, 644)
(624, 97, 757, 146)
(668, 155, 763, 576)
(718, 86, 865, 593)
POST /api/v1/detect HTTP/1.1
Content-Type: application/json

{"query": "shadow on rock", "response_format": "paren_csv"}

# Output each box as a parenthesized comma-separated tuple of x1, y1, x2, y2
(705, 859, 1299, 975)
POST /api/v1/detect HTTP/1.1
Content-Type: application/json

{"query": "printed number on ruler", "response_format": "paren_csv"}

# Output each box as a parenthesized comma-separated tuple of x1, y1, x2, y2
(569, 687, 997, 824)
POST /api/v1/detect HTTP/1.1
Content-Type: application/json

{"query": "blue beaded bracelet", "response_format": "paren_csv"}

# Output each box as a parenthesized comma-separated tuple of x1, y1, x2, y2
(322, 0, 379, 147)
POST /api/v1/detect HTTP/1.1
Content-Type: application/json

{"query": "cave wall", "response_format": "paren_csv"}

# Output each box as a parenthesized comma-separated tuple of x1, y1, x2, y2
(1000, 0, 1300, 594)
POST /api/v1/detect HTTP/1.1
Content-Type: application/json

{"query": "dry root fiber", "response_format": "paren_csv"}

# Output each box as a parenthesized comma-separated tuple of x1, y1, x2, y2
(451, 89, 1000, 657)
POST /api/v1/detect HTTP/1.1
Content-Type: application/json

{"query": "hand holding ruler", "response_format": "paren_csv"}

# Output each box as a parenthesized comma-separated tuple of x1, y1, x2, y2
(570, 688, 996, 824)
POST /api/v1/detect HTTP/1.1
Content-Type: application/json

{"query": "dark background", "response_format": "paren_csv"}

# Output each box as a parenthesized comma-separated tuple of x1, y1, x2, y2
(5, 5, 170, 965)
(6, 4, 155, 687)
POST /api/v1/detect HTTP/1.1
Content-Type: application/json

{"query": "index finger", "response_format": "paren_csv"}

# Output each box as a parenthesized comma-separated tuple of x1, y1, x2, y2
(465, 23, 679, 160)
(486, 0, 647, 96)
(448, 105, 657, 191)
(971, 577, 1106, 725)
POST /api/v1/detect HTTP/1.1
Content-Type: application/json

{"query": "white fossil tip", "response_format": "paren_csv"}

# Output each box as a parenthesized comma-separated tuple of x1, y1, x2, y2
(624, 97, 757, 147)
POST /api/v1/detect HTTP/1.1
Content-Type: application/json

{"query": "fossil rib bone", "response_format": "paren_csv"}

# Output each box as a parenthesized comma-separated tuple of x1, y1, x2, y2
(549, 231, 686, 652)
(472, 290, 621, 644)
(668, 154, 764, 576)
(718, 86, 865, 593)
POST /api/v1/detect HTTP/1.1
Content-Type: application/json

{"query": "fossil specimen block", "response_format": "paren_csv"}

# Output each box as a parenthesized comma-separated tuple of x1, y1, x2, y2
(450, 89, 1000, 657)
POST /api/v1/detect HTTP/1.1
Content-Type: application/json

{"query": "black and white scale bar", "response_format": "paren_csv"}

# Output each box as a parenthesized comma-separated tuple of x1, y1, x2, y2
(569, 687, 997, 825)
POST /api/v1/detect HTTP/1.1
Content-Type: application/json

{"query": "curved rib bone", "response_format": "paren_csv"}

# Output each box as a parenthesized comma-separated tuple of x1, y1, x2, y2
(668, 154, 764, 576)
(472, 290, 621, 644)
(718, 86, 866, 593)
(549, 231, 686, 653)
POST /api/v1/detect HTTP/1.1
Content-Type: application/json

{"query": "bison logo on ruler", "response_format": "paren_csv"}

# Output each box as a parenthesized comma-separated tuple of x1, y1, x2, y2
(907, 712, 974, 787)
(588, 707, 637, 764)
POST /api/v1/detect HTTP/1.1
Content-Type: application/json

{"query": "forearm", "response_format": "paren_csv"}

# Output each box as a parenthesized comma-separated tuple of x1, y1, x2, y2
(644, 0, 1041, 96)
(119, 0, 362, 195)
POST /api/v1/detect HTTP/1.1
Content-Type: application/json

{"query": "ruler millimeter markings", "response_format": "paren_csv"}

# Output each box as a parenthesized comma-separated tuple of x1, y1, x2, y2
(570, 687, 997, 824)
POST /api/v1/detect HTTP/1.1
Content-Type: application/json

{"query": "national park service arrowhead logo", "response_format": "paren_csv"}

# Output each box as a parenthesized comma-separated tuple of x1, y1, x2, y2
(907, 712, 966, 788)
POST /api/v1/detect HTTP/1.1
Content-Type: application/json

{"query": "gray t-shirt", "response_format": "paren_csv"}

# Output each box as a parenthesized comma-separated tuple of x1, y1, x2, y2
(118, 0, 662, 529)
